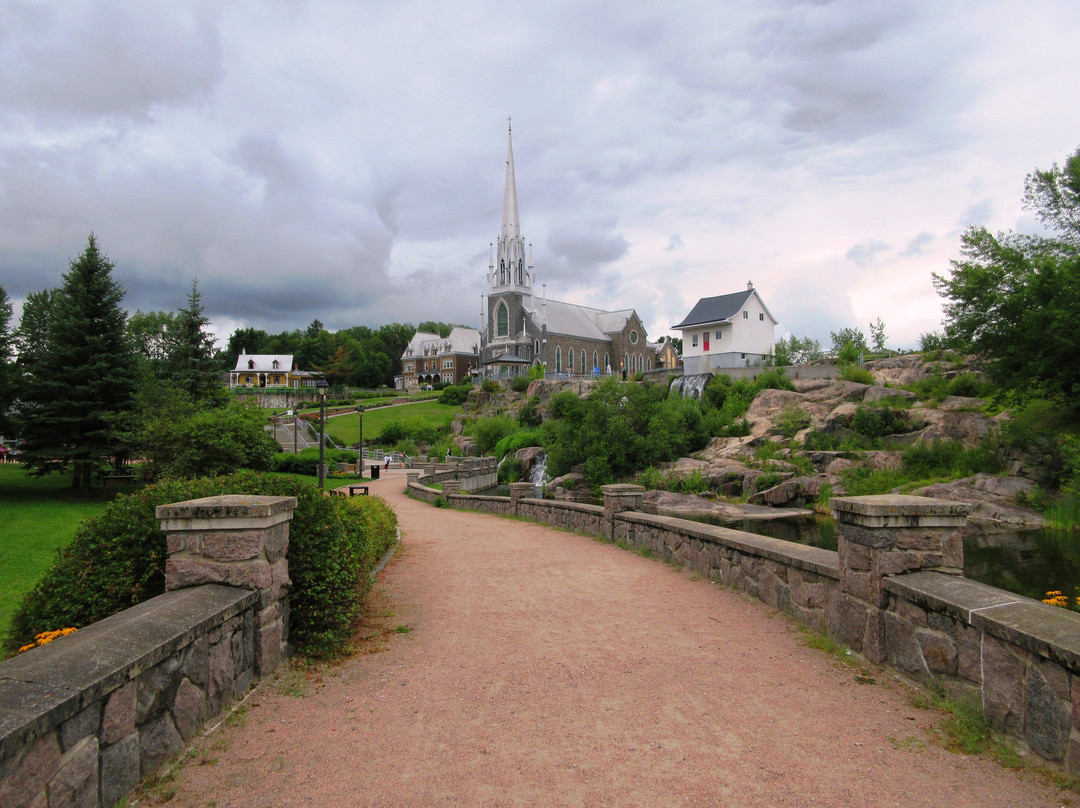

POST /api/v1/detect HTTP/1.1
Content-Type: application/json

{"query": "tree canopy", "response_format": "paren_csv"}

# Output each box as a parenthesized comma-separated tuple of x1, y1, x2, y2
(934, 145, 1080, 397)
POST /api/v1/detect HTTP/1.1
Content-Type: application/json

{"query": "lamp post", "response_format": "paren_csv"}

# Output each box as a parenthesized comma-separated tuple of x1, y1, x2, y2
(316, 379, 329, 489)
(356, 404, 365, 472)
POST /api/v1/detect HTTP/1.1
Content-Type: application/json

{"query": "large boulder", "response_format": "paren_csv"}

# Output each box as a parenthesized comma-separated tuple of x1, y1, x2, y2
(793, 379, 872, 402)
(911, 474, 1043, 530)
(908, 409, 998, 448)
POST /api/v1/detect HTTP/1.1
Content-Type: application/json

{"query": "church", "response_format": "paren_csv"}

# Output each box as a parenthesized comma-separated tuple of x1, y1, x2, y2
(479, 124, 654, 378)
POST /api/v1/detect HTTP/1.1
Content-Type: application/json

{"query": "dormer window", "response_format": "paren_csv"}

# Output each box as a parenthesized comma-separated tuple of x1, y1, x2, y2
(247, 359, 255, 369)
(272, 360, 280, 369)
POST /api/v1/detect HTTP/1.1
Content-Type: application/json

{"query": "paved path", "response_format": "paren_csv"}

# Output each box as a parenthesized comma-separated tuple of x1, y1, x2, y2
(151, 474, 1065, 807)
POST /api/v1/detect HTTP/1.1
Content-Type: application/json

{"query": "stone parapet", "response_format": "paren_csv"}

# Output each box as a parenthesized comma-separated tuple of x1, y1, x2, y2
(157, 495, 297, 677)
(0, 585, 255, 808)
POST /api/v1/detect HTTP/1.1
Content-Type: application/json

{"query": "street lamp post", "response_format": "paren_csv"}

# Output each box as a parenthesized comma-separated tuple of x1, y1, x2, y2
(356, 404, 365, 473)
(316, 379, 329, 489)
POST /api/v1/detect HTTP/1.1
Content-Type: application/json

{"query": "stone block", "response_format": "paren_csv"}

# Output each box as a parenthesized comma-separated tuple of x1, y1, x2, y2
(229, 559, 273, 591)
(791, 576, 825, 610)
(840, 542, 872, 572)
(165, 533, 186, 554)
(181, 635, 210, 688)
(100, 733, 140, 808)
(138, 713, 183, 776)
(165, 556, 227, 590)
(982, 634, 1026, 734)
(201, 530, 265, 561)
(893, 597, 927, 627)
(58, 703, 100, 753)
(841, 569, 881, 606)
(256, 621, 284, 676)
(942, 534, 964, 569)
(884, 612, 925, 677)
(136, 656, 182, 724)
(171, 677, 206, 741)
(264, 523, 289, 563)
(1067, 732, 1080, 775)
(916, 628, 957, 675)
(956, 623, 983, 683)
(101, 680, 136, 745)
(47, 735, 97, 808)
(874, 550, 922, 578)
(1026, 662, 1070, 761)
(927, 611, 954, 635)
(0, 731, 61, 808)
(895, 529, 943, 551)
(1035, 657, 1070, 701)
(829, 593, 871, 653)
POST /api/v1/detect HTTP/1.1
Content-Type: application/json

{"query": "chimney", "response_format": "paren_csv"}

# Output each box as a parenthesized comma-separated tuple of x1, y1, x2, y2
(747, 280, 754, 290)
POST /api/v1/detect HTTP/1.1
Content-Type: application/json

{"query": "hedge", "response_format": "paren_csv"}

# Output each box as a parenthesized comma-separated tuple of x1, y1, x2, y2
(7, 471, 398, 659)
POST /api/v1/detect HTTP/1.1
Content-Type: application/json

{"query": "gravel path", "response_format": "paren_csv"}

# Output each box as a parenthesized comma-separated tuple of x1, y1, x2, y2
(148, 474, 1067, 807)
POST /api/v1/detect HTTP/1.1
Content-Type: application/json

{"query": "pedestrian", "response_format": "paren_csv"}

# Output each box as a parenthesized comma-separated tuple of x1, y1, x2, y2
(446, 447, 452, 459)
(0, 444, 7, 464)
(384, 452, 391, 470)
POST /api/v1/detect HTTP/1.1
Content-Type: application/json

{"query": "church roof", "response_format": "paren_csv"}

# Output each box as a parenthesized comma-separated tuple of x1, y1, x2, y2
(522, 298, 635, 341)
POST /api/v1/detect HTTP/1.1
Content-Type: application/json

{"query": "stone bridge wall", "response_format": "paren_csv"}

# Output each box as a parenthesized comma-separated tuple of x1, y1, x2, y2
(0, 496, 296, 808)
(408, 470, 1080, 771)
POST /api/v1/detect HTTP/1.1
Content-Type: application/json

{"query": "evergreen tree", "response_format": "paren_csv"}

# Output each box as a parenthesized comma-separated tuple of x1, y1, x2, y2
(14, 289, 57, 372)
(166, 279, 220, 403)
(20, 235, 139, 489)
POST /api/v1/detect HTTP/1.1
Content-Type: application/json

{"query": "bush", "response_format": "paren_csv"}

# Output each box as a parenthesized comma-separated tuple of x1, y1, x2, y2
(840, 365, 876, 386)
(498, 457, 525, 483)
(945, 373, 989, 399)
(901, 440, 1000, 479)
(774, 405, 811, 438)
(850, 405, 913, 438)
(465, 414, 518, 454)
(518, 396, 542, 428)
(492, 428, 544, 459)
(438, 384, 472, 405)
(7, 471, 398, 658)
(480, 378, 500, 394)
(510, 374, 531, 393)
(273, 448, 358, 476)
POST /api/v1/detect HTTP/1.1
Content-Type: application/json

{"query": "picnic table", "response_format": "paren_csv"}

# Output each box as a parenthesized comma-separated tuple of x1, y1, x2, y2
(96, 468, 137, 486)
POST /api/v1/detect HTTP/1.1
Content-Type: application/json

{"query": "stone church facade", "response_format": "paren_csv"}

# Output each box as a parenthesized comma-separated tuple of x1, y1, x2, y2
(480, 124, 655, 378)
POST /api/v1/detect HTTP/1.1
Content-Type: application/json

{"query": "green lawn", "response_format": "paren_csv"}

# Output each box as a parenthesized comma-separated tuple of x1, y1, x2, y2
(323, 401, 460, 445)
(0, 465, 118, 650)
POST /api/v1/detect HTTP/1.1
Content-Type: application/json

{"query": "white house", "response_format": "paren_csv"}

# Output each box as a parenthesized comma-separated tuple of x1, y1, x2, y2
(229, 352, 321, 389)
(672, 282, 777, 373)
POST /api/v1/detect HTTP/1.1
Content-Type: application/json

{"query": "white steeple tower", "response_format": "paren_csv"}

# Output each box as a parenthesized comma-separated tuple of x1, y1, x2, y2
(489, 118, 532, 293)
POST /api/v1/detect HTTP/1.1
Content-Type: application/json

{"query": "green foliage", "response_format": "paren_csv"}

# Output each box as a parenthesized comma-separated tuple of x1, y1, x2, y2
(492, 428, 543, 459)
(840, 365, 876, 385)
(918, 331, 951, 352)
(774, 405, 811, 438)
(465, 414, 518, 454)
(838, 466, 905, 496)
(771, 335, 823, 366)
(165, 280, 220, 402)
(480, 377, 500, 393)
(850, 405, 916, 439)
(935, 145, 1080, 398)
(0, 285, 13, 436)
(18, 235, 139, 488)
(510, 374, 531, 393)
(901, 440, 1000, 479)
(438, 384, 471, 405)
(517, 396, 542, 428)
(869, 318, 887, 352)
(273, 447, 359, 476)
(673, 469, 710, 495)
(837, 341, 861, 365)
(138, 394, 277, 480)
(528, 363, 545, 381)
(497, 457, 525, 483)
(7, 471, 398, 658)
(754, 471, 787, 492)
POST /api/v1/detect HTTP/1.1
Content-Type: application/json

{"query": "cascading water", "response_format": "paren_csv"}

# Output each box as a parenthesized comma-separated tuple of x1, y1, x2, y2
(670, 373, 713, 400)
(528, 451, 548, 496)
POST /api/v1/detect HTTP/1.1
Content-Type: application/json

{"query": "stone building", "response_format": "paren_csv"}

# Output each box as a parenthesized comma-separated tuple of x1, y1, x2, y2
(400, 326, 481, 389)
(479, 124, 655, 378)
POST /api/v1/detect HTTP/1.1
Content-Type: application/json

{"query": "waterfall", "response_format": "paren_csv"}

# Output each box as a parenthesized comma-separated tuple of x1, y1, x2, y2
(670, 373, 713, 400)
(528, 451, 548, 495)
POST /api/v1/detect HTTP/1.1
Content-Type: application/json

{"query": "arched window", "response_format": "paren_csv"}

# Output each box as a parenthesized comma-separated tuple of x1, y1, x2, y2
(568, 349, 574, 373)
(624, 353, 629, 373)
(534, 339, 540, 355)
(581, 350, 587, 372)
(605, 353, 610, 372)
(593, 352, 599, 372)
(555, 346, 562, 372)
(496, 302, 509, 337)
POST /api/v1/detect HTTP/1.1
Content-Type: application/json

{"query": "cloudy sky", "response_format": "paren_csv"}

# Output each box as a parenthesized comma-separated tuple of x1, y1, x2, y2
(2, 0, 1079, 350)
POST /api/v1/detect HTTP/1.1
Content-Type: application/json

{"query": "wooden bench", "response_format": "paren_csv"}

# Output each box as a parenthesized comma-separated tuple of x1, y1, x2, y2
(347, 485, 369, 497)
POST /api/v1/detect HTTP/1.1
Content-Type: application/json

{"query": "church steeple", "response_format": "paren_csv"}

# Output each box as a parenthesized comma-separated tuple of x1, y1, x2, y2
(489, 118, 532, 293)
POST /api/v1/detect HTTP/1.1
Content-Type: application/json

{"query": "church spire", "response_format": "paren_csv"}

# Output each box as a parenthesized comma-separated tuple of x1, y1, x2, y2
(502, 118, 521, 239)
(492, 118, 531, 293)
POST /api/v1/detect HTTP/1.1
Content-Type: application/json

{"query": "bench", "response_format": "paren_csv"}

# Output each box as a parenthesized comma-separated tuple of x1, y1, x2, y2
(347, 485, 369, 497)
(97, 471, 136, 486)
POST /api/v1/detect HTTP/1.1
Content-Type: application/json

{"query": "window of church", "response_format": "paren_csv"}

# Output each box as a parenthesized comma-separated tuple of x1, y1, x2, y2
(555, 346, 562, 372)
(593, 352, 599, 372)
(630, 330, 638, 344)
(581, 350, 586, 372)
(568, 349, 574, 372)
(497, 302, 509, 337)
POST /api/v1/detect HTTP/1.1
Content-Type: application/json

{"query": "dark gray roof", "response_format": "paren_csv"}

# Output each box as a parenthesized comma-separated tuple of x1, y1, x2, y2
(671, 290, 755, 329)
(484, 352, 531, 366)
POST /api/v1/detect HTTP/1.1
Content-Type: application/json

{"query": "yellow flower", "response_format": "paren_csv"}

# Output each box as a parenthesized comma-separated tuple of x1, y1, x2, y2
(1043, 591, 1068, 608)
(18, 627, 78, 653)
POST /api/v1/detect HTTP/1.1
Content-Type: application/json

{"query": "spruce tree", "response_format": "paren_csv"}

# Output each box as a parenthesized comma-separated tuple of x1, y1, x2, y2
(166, 279, 220, 403)
(0, 286, 14, 436)
(20, 235, 138, 489)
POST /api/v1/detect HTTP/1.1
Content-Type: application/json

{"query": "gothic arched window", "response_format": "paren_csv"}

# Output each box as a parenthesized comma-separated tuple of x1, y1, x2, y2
(581, 350, 587, 372)
(555, 346, 562, 372)
(496, 302, 509, 337)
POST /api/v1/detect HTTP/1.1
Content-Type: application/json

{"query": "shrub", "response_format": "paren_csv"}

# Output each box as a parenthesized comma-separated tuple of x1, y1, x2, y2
(273, 448, 358, 476)
(840, 365, 876, 386)
(754, 471, 787, 491)
(636, 466, 663, 490)
(465, 414, 518, 454)
(774, 405, 811, 438)
(510, 374, 531, 393)
(518, 396, 542, 428)
(480, 378, 500, 393)
(802, 429, 837, 451)
(901, 440, 1000, 480)
(839, 466, 905, 496)
(946, 373, 988, 399)
(850, 405, 912, 438)
(7, 471, 398, 658)
(498, 457, 525, 483)
(438, 384, 471, 405)
(492, 428, 544, 459)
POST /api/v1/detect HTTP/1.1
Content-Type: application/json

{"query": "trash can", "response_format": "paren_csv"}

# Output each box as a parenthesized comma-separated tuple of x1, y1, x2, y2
(370, 465, 380, 480)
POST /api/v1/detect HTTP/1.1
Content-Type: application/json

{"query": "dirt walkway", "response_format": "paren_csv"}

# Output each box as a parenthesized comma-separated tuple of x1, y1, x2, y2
(148, 475, 1067, 807)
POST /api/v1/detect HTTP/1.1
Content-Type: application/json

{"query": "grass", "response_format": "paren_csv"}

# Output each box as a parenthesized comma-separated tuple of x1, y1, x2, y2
(0, 464, 117, 652)
(911, 685, 1026, 769)
(325, 401, 460, 445)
